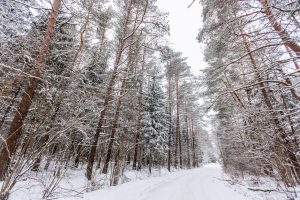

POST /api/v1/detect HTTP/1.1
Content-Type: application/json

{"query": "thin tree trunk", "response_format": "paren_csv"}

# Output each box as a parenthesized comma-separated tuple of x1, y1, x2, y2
(32, 101, 62, 171)
(148, 152, 152, 174)
(44, 144, 58, 171)
(175, 72, 182, 168)
(179, 128, 183, 168)
(174, 73, 180, 168)
(137, 145, 143, 170)
(74, 142, 83, 168)
(167, 75, 172, 171)
(73, 0, 95, 63)
(185, 102, 191, 169)
(111, 128, 126, 186)
(191, 118, 196, 168)
(133, 48, 146, 170)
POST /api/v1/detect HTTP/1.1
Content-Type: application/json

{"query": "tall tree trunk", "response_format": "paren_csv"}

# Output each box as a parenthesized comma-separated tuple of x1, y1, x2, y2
(282, 47, 300, 101)
(191, 118, 196, 168)
(167, 75, 172, 171)
(133, 48, 146, 170)
(242, 30, 300, 185)
(184, 102, 191, 169)
(259, 0, 300, 55)
(0, 0, 62, 180)
(111, 128, 126, 186)
(73, 0, 95, 63)
(179, 128, 183, 168)
(175, 72, 182, 168)
(102, 0, 150, 173)
(102, 29, 138, 174)
(174, 74, 178, 168)
(86, 0, 134, 180)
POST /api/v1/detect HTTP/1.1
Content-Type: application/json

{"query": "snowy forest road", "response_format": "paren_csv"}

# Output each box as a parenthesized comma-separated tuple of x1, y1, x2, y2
(83, 164, 248, 200)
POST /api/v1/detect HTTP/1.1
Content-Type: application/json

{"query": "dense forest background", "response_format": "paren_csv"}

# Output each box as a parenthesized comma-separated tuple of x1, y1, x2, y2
(1, 0, 300, 199)
(0, 0, 214, 199)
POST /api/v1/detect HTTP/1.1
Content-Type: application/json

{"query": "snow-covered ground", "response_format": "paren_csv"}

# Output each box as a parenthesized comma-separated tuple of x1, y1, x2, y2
(6, 164, 299, 200)
(80, 164, 298, 200)
(81, 164, 245, 200)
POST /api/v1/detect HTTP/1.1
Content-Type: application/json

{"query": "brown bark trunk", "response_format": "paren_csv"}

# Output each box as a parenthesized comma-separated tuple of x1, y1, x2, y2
(99, 26, 106, 54)
(137, 145, 143, 170)
(33, 0, 95, 172)
(102, 96, 122, 174)
(102, 0, 149, 174)
(132, 134, 140, 170)
(96, 146, 103, 169)
(242, 30, 300, 185)
(74, 142, 83, 168)
(179, 127, 182, 168)
(86, 0, 134, 180)
(259, 0, 300, 55)
(223, 73, 245, 108)
(111, 128, 125, 186)
(0, 0, 61, 180)
(133, 48, 146, 170)
(102, 27, 137, 174)
(175, 73, 182, 168)
(73, 0, 95, 63)
(283, 47, 300, 101)
(167, 75, 172, 171)
(184, 102, 191, 169)
(191, 118, 197, 168)
(174, 73, 179, 168)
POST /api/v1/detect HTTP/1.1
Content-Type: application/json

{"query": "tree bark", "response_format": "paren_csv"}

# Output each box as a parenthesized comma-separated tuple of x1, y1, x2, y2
(133, 48, 146, 170)
(86, 0, 134, 180)
(242, 30, 300, 185)
(111, 128, 125, 186)
(259, 0, 300, 55)
(184, 102, 191, 169)
(74, 142, 83, 168)
(191, 118, 197, 168)
(0, 0, 62, 180)
(167, 74, 172, 171)
(102, 25, 138, 174)
(175, 73, 180, 168)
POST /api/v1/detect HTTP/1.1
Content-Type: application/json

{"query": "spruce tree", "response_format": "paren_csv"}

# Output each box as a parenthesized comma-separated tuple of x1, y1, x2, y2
(141, 76, 168, 171)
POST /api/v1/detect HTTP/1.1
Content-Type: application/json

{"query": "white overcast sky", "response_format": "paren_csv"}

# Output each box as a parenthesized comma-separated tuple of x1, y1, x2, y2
(156, 0, 208, 74)
(156, 1, 214, 135)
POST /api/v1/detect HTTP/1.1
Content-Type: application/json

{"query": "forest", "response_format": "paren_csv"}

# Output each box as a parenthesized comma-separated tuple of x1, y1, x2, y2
(0, 0, 300, 200)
